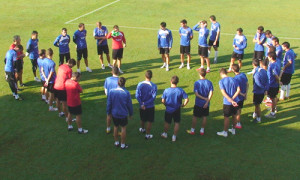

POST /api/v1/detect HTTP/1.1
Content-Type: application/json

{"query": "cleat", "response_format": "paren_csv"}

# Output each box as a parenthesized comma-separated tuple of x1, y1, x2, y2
(235, 123, 242, 129)
(139, 128, 146, 133)
(108, 64, 113, 68)
(106, 129, 111, 134)
(101, 64, 105, 69)
(186, 130, 195, 135)
(228, 128, 236, 135)
(68, 126, 73, 131)
(217, 131, 228, 137)
(161, 133, 167, 139)
(160, 64, 166, 68)
(253, 119, 261, 124)
(206, 69, 210, 73)
(34, 77, 41, 82)
(172, 136, 176, 142)
(78, 129, 88, 134)
(86, 67, 92, 72)
(179, 64, 184, 69)
(77, 69, 81, 73)
(119, 68, 123, 74)
(120, 144, 129, 149)
(145, 134, 153, 140)
(49, 107, 58, 111)
(265, 113, 276, 119)
(187, 65, 191, 70)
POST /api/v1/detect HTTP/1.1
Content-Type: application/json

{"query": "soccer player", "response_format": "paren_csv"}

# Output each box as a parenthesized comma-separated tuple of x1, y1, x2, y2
(272, 37, 283, 69)
(179, 19, 193, 69)
(280, 42, 296, 100)
(228, 28, 247, 72)
(186, 68, 213, 135)
(135, 70, 157, 139)
(37, 49, 47, 102)
(158, 22, 173, 71)
(94, 21, 112, 69)
(26, 31, 40, 82)
(265, 52, 280, 118)
(42, 48, 58, 111)
(252, 59, 269, 123)
(232, 64, 248, 129)
(161, 75, 189, 142)
(10, 35, 25, 88)
(73, 23, 92, 73)
(264, 30, 275, 58)
(107, 77, 133, 149)
(104, 67, 119, 134)
(217, 68, 240, 137)
(53, 28, 71, 66)
(208, 15, 221, 63)
(65, 72, 88, 134)
(106, 25, 126, 73)
(193, 20, 210, 72)
(4, 45, 22, 100)
(54, 58, 76, 118)
(253, 26, 266, 67)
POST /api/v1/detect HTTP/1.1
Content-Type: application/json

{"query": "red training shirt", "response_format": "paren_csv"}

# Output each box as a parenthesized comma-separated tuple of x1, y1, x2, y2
(10, 44, 23, 60)
(54, 64, 72, 90)
(65, 79, 82, 107)
(106, 31, 126, 49)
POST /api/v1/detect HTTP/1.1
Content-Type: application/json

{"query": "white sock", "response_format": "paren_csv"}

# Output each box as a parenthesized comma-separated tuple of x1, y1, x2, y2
(214, 51, 218, 60)
(172, 135, 176, 139)
(286, 84, 291, 97)
(163, 63, 166, 66)
(207, 67, 210, 70)
(257, 117, 261, 121)
(42, 95, 46, 100)
(78, 128, 82, 132)
(121, 143, 125, 148)
(166, 65, 169, 68)
(200, 128, 204, 133)
(115, 141, 119, 145)
(228, 67, 232, 71)
(280, 85, 286, 99)
(187, 63, 190, 66)
(200, 65, 204, 68)
(107, 127, 111, 131)
(191, 128, 195, 132)
(208, 50, 211, 57)
(68, 125, 73, 128)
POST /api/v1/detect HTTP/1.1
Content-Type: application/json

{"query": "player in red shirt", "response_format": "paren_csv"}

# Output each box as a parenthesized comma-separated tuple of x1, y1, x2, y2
(54, 58, 76, 118)
(106, 25, 126, 73)
(10, 35, 25, 88)
(65, 72, 88, 134)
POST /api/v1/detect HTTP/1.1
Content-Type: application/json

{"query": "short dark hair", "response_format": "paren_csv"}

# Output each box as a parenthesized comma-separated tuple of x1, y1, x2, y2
(160, 22, 166, 27)
(13, 35, 20, 42)
(272, 37, 279, 43)
(39, 49, 46, 56)
(232, 64, 240, 73)
(282, 42, 290, 48)
(265, 30, 272, 35)
(210, 15, 216, 21)
(32, 31, 38, 35)
(78, 23, 84, 28)
(219, 68, 227, 75)
(268, 52, 277, 60)
(269, 46, 276, 53)
(98, 21, 102, 25)
(18, 45, 23, 51)
(201, 20, 207, 25)
(145, 70, 152, 79)
(171, 75, 179, 85)
(252, 59, 260, 67)
(118, 77, 126, 87)
(62, 28, 67, 31)
(68, 58, 76, 66)
(47, 48, 53, 57)
(113, 25, 119, 29)
(72, 72, 81, 78)
(112, 66, 119, 75)
(257, 26, 264, 32)
(198, 68, 206, 77)
(262, 58, 269, 67)
(180, 19, 187, 24)
(236, 28, 243, 33)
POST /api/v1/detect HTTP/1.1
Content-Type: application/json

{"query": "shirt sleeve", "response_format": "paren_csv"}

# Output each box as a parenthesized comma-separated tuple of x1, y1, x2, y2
(169, 30, 173, 48)
(26, 40, 31, 53)
(182, 89, 188, 99)
(106, 32, 112, 39)
(193, 24, 200, 31)
(157, 31, 160, 48)
(77, 83, 83, 93)
(219, 80, 224, 90)
(54, 36, 60, 47)
(127, 92, 133, 116)
(72, 32, 77, 44)
(122, 32, 126, 44)
(135, 83, 142, 105)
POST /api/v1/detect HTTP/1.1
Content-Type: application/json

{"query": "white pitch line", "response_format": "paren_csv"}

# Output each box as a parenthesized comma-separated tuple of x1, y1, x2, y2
(65, 0, 120, 24)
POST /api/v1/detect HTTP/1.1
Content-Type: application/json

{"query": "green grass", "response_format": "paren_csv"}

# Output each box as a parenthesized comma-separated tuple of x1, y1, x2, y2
(1, 0, 300, 179)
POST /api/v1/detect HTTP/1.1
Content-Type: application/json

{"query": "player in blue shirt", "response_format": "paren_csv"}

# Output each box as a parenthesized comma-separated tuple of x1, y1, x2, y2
(263, 30, 275, 58)
(54, 28, 70, 66)
(229, 28, 247, 72)
(107, 77, 133, 149)
(232, 64, 248, 129)
(41, 48, 58, 111)
(5, 45, 22, 100)
(208, 15, 221, 64)
(161, 76, 189, 142)
(94, 22, 112, 70)
(158, 22, 173, 71)
(253, 26, 266, 66)
(265, 52, 280, 119)
(73, 23, 92, 73)
(37, 50, 47, 102)
(272, 37, 283, 68)
(179, 19, 193, 69)
(26, 31, 40, 82)
(104, 67, 119, 134)
(135, 70, 157, 139)
(280, 42, 296, 100)
(193, 20, 210, 72)
(186, 68, 213, 136)
(217, 68, 240, 137)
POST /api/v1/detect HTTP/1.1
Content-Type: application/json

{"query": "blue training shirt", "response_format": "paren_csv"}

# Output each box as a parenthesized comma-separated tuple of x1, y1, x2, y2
(53, 34, 70, 54)
(158, 29, 173, 48)
(179, 27, 193, 46)
(73, 29, 87, 49)
(104, 76, 119, 96)
(43, 58, 56, 83)
(267, 61, 280, 88)
(283, 49, 296, 74)
(5, 49, 17, 72)
(209, 22, 220, 41)
(193, 24, 209, 47)
(253, 67, 269, 94)
(233, 34, 247, 54)
(37, 58, 45, 81)
(26, 38, 39, 59)
(254, 33, 266, 52)
(162, 87, 188, 113)
(234, 73, 248, 101)
(275, 45, 283, 68)
(194, 79, 213, 107)
(265, 36, 275, 57)
(135, 81, 157, 109)
(219, 77, 240, 105)
(94, 26, 108, 46)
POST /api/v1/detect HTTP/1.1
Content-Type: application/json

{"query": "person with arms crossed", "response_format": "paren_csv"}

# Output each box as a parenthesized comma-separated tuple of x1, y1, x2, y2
(186, 68, 213, 136)
(272, 37, 283, 69)
(53, 28, 71, 66)
(253, 26, 266, 67)
(73, 23, 92, 73)
(107, 77, 133, 149)
(135, 70, 157, 139)
(10, 35, 25, 88)
(263, 30, 275, 58)
(26, 31, 40, 82)
(179, 19, 193, 69)
(208, 15, 221, 64)
(158, 22, 173, 71)
(161, 75, 189, 142)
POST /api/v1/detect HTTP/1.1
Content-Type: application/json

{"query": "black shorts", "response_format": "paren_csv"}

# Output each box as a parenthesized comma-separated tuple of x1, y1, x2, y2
(15, 60, 23, 72)
(193, 105, 209, 118)
(231, 52, 244, 60)
(253, 93, 265, 105)
(47, 83, 54, 93)
(281, 73, 292, 85)
(59, 53, 70, 66)
(77, 48, 88, 60)
(97, 44, 109, 55)
(30, 59, 38, 72)
(140, 107, 155, 122)
(165, 108, 181, 124)
(223, 104, 238, 117)
(112, 117, 128, 127)
(180, 45, 190, 55)
(208, 40, 219, 48)
(68, 104, 82, 115)
(268, 87, 279, 98)
(253, 51, 264, 61)
(160, 48, 169, 55)
(54, 89, 67, 101)
(112, 48, 123, 59)
(198, 46, 208, 57)
(237, 100, 244, 110)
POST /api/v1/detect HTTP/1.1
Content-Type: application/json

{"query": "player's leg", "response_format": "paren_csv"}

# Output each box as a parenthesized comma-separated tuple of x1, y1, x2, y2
(187, 105, 199, 135)
(98, 45, 105, 68)
(139, 108, 146, 133)
(179, 53, 184, 68)
(62, 101, 68, 118)
(145, 107, 154, 139)
(120, 118, 128, 149)
(228, 57, 235, 72)
(200, 116, 207, 135)
(83, 48, 91, 72)
(165, 53, 170, 71)
(76, 49, 82, 72)
(172, 108, 181, 141)
(205, 57, 210, 72)
(104, 45, 112, 67)
(113, 122, 119, 146)
(238, 60, 242, 69)
(173, 122, 179, 140)
(161, 111, 171, 138)
(213, 46, 218, 63)
(255, 104, 261, 122)
(200, 56, 204, 68)
(286, 83, 291, 98)
(59, 54, 64, 66)
(106, 114, 112, 134)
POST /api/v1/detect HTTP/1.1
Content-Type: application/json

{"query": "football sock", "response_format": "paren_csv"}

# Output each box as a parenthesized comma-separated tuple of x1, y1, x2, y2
(121, 144, 125, 148)
(191, 128, 195, 132)
(200, 128, 204, 133)
(280, 85, 286, 99)
(214, 51, 218, 60)
(68, 125, 73, 128)
(286, 84, 291, 97)
(78, 128, 82, 132)
(107, 127, 111, 131)
(115, 141, 119, 146)
(257, 117, 261, 121)
(42, 95, 46, 100)
(208, 50, 211, 57)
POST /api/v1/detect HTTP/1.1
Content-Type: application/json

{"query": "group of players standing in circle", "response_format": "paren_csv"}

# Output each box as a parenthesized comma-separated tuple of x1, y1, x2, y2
(4, 15, 296, 149)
